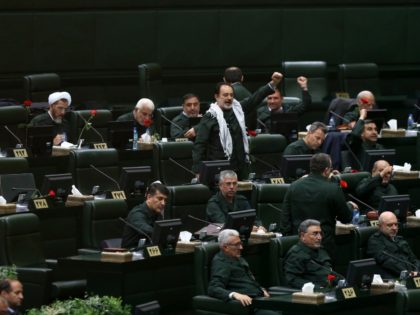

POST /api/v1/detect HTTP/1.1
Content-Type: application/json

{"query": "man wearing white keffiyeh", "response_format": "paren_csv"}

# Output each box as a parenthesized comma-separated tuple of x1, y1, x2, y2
(192, 72, 283, 180)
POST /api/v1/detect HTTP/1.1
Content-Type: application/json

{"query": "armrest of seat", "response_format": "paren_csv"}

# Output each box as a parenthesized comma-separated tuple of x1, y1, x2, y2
(16, 267, 53, 308)
(51, 279, 87, 300)
(192, 295, 252, 315)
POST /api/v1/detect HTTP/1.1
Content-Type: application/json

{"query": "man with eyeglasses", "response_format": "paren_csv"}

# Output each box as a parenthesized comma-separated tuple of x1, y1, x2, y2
(367, 211, 419, 277)
(208, 229, 279, 315)
(117, 98, 156, 136)
(280, 153, 356, 258)
(29, 91, 71, 145)
(206, 170, 264, 231)
(284, 219, 339, 289)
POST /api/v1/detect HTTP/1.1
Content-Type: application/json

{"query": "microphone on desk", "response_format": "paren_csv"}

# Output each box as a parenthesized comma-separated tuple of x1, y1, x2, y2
(89, 164, 121, 191)
(414, 104, 420, 111)
(347, 194, 376, 212)
(329, 111, 351, 124)
(382, 251, 418, 272)
(341, 139, 364, 171)
(3, 125, 24, 148)
(310, 259, 346, 280)
(119, 217, 154, 246)
(160, 114, 184, 131)
(248, 154, 282, 181)
(187, 215, 223, 230)
(12, 187, 42, 200)
(168, 158, 197, 178)
(76, 112, 105, 145)
(257, 119, 268, 131)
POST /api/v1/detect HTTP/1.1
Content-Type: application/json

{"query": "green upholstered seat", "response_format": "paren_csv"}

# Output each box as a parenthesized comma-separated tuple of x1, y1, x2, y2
(23, 73, 61, 103)
(153, 141, 194, 185)
(338, 171, 370, 198)
(155, 106, 183, 139)
(0, 157, 30, 174)
(354, 226, 379, 259)
(82, 199, 128, 249)
(248, 133, 287, 180)
(338, 63, 380, 98)
(68, 148, 119, 195)
(192, 242, 252, 315)
(166, 184, 212, 233)
(251, 183, 290, 231)
(138, 63, 165, 107)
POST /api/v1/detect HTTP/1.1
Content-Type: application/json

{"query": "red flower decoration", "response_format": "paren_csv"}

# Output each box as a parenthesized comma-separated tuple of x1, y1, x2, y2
(143, 118, 153, 127)
(247, 129, 257, 137)
(23, 99, 32, 107)
(90, 109, 97, 116)
(327, 274, 336, 282)
(360, 97, 369, 104)
(339, 180, 348, 189)
(351, 169, 359, 173)
(48, 190, 56, 198)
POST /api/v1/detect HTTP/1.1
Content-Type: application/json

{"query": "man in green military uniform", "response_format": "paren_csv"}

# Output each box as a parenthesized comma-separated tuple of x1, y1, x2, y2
(116, 98, 156, 137)
(206, 170, 263, 227)
(283, 122, 327, 155)
(170, 93, 201, 139)
(280, 153, 356, 258)
(257, 76, 311, 133)
(223, 66, 252, 102)
(367, 211, 419, 277)
(208, 229, 280, 315)
(343, 90, 376, 127)
(121, 182, 168, 248)
(192, 72, 282, 180)
(355, 160, 398, 211)
(284, 219, 340, 289)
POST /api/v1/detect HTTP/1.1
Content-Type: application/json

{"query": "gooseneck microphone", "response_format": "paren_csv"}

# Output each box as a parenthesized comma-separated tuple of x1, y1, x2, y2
(77, 112, 105, 144)
(342, 139, 364, 171)
(382, 251, 418, 272)
(187, 215, 223, 230)
(89, 164, 121, 190)
(3, 125, 23, 147)
(267, 203, 282, 213)
(347, 194, 376, 212)
(119, 217, 153, 244)
(168, 158, 197, 176)
(249, 154, 279, 170)
(310, 259, 346, 280)
(329, 111, 351, 124)
(414, 104, 420, 111)
(160, 114, 184, 131)
(257, 118, 268, 130)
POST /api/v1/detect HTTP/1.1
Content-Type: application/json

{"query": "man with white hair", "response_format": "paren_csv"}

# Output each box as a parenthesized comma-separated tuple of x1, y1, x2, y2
(117, 98, 156, 135)
(208, 229, 279, 315)
(29, 91, 72, 145)
(343, 90, 376, 128)
(192, 72, 282, 180)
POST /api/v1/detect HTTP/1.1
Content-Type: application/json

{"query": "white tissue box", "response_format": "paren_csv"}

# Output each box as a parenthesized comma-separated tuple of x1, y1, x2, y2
(406, 216, 420, 227)
(393, 171, 419, 180)
(175, 241, 201, 253)
(370, 282, 394, 295)
(292, 292, 325, 304)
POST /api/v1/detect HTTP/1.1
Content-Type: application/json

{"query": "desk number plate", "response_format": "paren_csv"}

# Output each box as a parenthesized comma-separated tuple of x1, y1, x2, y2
(270, 178, 284, 184)
(370, 220, 379, 227)
(93, 143, 108, 149)
(111, 191, 126, 200)
(33, 198, 49, 209)
(146, 246, 161, 257)
(339, 287, 357, 299)
(175, 138, 188, 142)
(13, 148, 28, 157)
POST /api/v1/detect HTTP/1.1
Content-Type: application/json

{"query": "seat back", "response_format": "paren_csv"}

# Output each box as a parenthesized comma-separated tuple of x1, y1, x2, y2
(282, 61, 328, 104)
(0, 213, 45, 266)
(72, 109, 113, 145)
(268, 236, 299, 286)
(0, 157, 29, 174)
(338, 63, 380, 98)
(155, 106, 183, 139)
(0, 106, 28, 150)
(69, 148, 119, 195)
(338, 172, 370, 198)
(166, 184, 212, 232)
(194, 242, 222, 295)
(82, 199, 129, 249)
(153, 141, 194, 185)
(23, 73, 61, 103)
(249, 134, 287, 179)
(251, 183, 290, 231)
(324, 97, 355, 125)
(138, 63, 165, 106)
(354, 226, 379, 259)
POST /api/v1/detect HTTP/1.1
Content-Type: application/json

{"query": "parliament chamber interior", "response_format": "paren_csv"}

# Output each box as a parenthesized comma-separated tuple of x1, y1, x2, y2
(1, 0, 420, 314)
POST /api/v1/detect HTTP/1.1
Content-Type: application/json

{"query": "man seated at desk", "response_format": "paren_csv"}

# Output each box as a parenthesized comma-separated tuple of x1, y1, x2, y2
(367, 211, 419, 277)
(208, 229, 279, 315)
(355, 160, 398, 211)
(257, 76, 311, 133)
(121, 182, 168, 249)
(0, 279, 24, 315)
(283, 121, 327, 155)
(117, 98, 156, 136)
(170, 93, 201, 139)
(343, 90, 376, 128)
(29, 91, 71, 146)
(284, 219, 340, 289)
(206, 170, 264, 231)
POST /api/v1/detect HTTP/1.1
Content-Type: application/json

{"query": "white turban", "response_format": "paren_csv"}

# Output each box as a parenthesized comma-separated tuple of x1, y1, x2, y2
(48, 91, 72, 106)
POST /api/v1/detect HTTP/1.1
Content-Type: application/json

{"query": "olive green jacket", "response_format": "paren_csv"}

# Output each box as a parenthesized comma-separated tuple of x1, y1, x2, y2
(283, 139, 321, 156)
(206, 191, 251, 223)
(170, 112, 199, 139)
(355, 175, 398, 211)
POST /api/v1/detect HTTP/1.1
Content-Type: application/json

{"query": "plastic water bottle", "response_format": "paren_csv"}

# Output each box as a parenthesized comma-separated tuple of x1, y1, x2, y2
(407, 113, 415, 130)
(132, 127, 138, 150)
(351, 208, 360, 225)
(328, 116, 336, 130)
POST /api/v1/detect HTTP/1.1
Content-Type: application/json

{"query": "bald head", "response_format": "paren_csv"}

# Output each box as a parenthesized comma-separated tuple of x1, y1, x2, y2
(356, 90, 375, 110)
(378, 211, 398, 238)
(372, 159, 393, 184)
